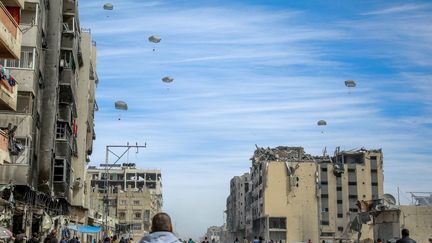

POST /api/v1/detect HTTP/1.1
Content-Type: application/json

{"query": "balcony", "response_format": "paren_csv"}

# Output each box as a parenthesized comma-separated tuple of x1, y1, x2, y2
(63, 0, 77, 16)
(0, 129, 10, 164)
(59, 68, 77, 103)
(0, 1, 22, 59)
(0, 74, 17, 110)
(0, 163, 29, 184)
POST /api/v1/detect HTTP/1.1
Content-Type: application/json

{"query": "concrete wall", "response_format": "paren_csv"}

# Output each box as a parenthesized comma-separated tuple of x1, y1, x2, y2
(264, 161, 319, 243)
(399, 205, 432, 243)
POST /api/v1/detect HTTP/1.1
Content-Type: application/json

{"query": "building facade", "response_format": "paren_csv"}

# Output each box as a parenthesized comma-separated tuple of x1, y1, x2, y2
(87, 165, 163, 241)
(226, 146, 385, 243)
(226, 173, 250, 241)
(0, 0, 97, 237)
(317, 148, 384, 242)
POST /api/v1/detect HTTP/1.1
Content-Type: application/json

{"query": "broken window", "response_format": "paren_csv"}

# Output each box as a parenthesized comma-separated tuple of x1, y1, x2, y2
(146, 182, 156, 189)
(269, 217, 286, 229)
(146, 173, 156, 181)
(53, 159, 70, 184)
(53, 159, 65, 182)
(126, 173, 135, 180)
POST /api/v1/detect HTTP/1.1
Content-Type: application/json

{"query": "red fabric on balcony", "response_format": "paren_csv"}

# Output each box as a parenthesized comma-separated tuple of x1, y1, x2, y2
(0, 78, 12, 93)
(6, 6, 20, 24)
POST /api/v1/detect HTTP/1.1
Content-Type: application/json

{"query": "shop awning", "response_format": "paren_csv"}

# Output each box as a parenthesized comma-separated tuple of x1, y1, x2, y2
(67, 225, 101, 233)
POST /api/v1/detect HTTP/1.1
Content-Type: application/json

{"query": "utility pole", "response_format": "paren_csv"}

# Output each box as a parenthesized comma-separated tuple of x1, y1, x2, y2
(103, 142, 147, 237)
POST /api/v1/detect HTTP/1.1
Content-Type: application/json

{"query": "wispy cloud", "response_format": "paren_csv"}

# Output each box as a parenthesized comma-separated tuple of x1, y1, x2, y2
(361, 3, 432, 15)
(80, 0, 432, 238)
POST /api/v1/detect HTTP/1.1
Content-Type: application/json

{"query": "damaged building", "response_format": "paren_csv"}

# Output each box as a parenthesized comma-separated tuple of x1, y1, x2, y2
(87, 164, 163, 242)
(225, 146, 386, 243)
(0, 0, 98, 238)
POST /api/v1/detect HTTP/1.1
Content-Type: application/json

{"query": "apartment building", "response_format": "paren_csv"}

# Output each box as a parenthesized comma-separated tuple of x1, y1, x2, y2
(226, 173, 250, 241)
(87, 165, 163, 241)
(226, 146, 385, 243)
(317, 148, 384, 242)
(0, 0, 97, 237)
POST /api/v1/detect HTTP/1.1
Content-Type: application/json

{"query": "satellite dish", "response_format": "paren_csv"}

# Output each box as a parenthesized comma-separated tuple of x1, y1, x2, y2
(383, 194, 396, 205)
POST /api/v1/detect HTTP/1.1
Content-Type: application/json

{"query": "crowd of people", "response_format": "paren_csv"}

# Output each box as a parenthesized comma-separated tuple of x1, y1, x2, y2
(1, 213, 428, 243)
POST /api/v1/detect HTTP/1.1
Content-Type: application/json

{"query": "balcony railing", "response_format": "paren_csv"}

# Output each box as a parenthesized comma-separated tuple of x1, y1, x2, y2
(0, 67, 18, 110)
(0, 2, 18, 38)
(0, 1, 21, 59)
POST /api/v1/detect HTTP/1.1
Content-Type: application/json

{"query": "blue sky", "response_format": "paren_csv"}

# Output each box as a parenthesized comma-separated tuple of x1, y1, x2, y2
(79, 0, 432, 238)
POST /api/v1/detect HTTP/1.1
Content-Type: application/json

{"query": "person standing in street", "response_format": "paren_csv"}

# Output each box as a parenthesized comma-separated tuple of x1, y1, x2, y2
(252, 237, 259, 243)
(243, 237, 248, 243)
(139, 212, 182, 243)
(28, 234, 40, 243)
(201, 237, 209, 243)
(396, 229, 416, 243)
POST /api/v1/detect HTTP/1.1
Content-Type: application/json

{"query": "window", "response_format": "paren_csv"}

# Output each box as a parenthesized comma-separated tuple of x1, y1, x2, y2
(371, 182, 378, 186)
(56, 122, 68, 139)
(321, 194, 328, 198)
(119, 212, 126, 219)
(134, 212, 142, 219)
(321, 167, 327, 172)
(337, 186, 342, 191)
(349, 208, 358, 212)
(120, 200, 127, 205)
(348, 182, 357, 186)
(53, 159, 65, 182)
(0, 47, 35, 69)
(321, 232, 334, 237)
(349, 195, 357, 199)
(61, 50, 75, 70)
(321, 181, 328, 185)
(321, 221, 329, 226)
(337, 200, 343, 204)
(134, 200, 140, 205)
(144, 210, 150, 221)
(53, 159, 70, 184)
(337, 213, 343, 218)
(338, 227, 344, 232)
(269, 217, 286, 229)
(133, 224, 142, 230)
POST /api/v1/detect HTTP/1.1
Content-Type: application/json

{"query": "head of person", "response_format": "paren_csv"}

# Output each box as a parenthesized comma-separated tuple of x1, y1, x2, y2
(51, 230, 57, 236)
(377, 239, 382, 243)
(254, 236, 257, 239)
(151, 212, 173, 233)
(401, 229, 409, 237)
